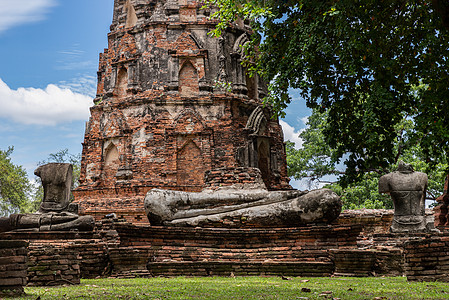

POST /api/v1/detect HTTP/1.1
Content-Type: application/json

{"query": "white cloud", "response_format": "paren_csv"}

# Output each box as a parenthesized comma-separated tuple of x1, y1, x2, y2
(0, 0, 57, 33)
(279, 120, 304, 149)
(0, 78, 92, 126)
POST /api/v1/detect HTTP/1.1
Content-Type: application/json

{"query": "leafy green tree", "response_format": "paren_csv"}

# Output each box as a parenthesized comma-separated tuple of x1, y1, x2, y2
(286, 109, 448, 209)
(205, 0, 449, 183)
(0, 147, 36, 216)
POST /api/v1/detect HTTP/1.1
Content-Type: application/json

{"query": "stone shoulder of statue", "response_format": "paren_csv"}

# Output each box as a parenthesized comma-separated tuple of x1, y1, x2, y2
(379, 161, 428, 194)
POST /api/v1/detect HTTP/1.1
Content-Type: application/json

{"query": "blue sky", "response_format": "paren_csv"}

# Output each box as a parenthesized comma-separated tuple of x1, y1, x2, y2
(0, 0, 310, 188)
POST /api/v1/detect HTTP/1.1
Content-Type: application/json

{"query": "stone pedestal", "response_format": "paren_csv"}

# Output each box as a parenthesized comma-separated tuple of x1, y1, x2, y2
(0, 240, 28, 296)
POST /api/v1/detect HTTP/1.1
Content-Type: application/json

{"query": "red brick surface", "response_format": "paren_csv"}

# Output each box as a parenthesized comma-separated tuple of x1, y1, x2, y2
(434, 175, 449, 229)
(0, 240, 28, 295)
(404, 235, 449, 282)
(27, 244, 81, 286)
(73, 0, 291, 224)
(4, 214, 445, 279)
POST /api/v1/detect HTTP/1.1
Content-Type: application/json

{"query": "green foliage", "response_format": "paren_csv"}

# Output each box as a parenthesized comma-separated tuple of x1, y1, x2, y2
(330, 174, 393, 209)
(17, 277, 449, 299)
(286, 109, 448, 209)
(213, 79, 233, 93)
(205, 0, 449, 183)
(0, 147, 35, 216)
(286, 110, 340, 182)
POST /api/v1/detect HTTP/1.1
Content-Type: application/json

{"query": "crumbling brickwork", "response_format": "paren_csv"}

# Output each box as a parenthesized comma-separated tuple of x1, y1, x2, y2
(73, 0, 291, 223)
(434, 175, 449, 229)
(404, 235, 449, 282)
(112, 222, 361, 277)
(0, 240, 28, 296)
(27, 244, 81, 286)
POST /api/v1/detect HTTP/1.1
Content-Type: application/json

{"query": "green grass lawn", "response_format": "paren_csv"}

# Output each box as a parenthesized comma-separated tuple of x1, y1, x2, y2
(8, 276, 449, 300)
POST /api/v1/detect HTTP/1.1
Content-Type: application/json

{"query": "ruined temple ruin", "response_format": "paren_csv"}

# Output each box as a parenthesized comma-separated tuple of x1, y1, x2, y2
(73, 0, 291, 223)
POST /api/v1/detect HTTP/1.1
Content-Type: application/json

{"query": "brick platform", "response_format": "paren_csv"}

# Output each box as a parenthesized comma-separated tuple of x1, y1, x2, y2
(27, 243, 81, 286)
(336, 209, 393, 236)
(330, 248, 403, 277)
(110, 223, 361, 277)
(404, 235, 449, 282)
(2, 211, 446, 280)
(0, 231, 112, 283)
(146, 261, 334, 277)
(0, 240, 28, 296)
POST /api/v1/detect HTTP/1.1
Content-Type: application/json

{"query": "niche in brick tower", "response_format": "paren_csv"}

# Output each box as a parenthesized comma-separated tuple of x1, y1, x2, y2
(103, 141, 120, 186)
(115, 67, 128, 98)
(257, 138, 270, 188)
(177, 140, 204, 186)
(179, 60, 199, 97)
(174, 110, 211, 189)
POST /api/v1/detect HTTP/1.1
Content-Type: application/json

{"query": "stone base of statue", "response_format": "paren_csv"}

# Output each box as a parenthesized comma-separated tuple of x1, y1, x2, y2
(144, 186, 342, 228)
(390, 215, 435, 233)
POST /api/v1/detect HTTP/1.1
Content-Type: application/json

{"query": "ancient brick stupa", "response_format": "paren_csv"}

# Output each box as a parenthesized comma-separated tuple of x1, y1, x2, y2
(73, 0, 291, 223)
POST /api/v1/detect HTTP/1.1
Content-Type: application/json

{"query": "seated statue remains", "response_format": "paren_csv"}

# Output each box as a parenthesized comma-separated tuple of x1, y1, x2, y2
(379, 161, 433, 233)
(0, 163, 94, 233)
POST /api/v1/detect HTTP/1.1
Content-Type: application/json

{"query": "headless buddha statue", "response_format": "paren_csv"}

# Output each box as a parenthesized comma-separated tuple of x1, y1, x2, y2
(0, 163, 94, 233)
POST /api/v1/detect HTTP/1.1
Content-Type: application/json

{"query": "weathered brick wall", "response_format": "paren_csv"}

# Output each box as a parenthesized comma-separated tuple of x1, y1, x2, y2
(434, 175, 449, 229)
(0, 231, 114, 281)
(27, 243, 80, 286)
(146, 261, 334, 277)
(204, 167, 266, 189)
(0, 240, 28, 296)
(336, 209, 394, 236)
(5, 209, 443, 280)
(0, 223, 362, 279)
(404, 235, 449, 282)
(330, 248, 403, 277)
(68, 240, 111, 279)
(109, 222, 361, 277)
(73, 0, 291, 224)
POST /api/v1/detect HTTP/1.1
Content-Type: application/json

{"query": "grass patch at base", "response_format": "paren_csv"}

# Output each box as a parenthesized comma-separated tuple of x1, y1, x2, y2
(10, 276, 449, 299)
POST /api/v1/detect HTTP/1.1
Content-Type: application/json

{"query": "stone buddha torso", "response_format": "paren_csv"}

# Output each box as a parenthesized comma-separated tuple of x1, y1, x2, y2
(379, 162, 428, 233)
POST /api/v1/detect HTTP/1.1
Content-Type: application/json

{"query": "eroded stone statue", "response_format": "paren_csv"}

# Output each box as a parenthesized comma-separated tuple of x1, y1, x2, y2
(35, 163, 74, 213)
(379, 161, 431, 233)
(0, 163, 94, 233)
(144, 187, 342, 228)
